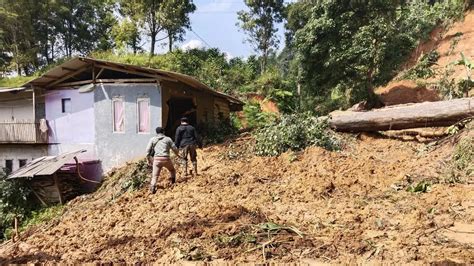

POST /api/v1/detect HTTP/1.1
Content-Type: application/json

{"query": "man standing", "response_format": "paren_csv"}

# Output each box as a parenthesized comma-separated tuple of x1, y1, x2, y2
(146, 127, 180, 194)
(175, 117, 201, 176)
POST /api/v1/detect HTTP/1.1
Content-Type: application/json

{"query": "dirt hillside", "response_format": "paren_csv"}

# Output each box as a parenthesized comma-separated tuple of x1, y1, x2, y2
(0, 128, 472, 264)
(377, 10, 474, 105)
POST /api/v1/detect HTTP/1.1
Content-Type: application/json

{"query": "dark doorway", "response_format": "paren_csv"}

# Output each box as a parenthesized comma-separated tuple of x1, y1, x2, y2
(166, 97, 197, 138)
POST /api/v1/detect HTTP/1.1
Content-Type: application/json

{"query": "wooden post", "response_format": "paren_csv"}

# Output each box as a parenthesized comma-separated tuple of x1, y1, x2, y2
(28, 184, 48, 207)
(53, 173, 64, 205)
(13, 216, 19, 242)
(32, 86, 36, 120)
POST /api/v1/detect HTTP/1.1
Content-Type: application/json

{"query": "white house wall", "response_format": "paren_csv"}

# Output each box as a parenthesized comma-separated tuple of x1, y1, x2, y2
(45, 89, 96, 160)
(94, 83, 162, 171)
(0, 145, 48, 172)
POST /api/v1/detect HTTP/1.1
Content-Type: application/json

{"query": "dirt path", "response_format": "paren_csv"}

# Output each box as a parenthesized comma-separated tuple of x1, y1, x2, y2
(0, 134, 472, 264)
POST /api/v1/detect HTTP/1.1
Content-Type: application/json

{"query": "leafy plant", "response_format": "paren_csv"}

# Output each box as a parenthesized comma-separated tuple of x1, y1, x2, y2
(401, 51, 440, 80)
(198, 116, 239, 145)
(455, 53, 474, 97)
(445, 135, 473, 183)
(406, 180, 431, 193)
(243, 101, 277, 129)
(0, 170, 38, 241)
(254, 112, 340, 156)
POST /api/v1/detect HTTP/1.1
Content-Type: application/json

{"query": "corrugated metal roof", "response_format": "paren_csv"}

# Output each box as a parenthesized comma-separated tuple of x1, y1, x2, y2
(22, 57, 243, 106)
(7, 150, 87, 179)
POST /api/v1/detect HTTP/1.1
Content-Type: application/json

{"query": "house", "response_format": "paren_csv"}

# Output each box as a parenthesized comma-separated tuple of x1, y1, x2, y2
(0, 57, 243, 178)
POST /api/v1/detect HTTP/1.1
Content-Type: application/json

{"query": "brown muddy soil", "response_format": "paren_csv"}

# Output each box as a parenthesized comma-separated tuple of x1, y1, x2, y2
(0, 132, 473, 264)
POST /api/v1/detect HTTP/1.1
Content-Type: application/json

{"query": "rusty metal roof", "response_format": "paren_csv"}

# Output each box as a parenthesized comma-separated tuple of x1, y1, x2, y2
(21, 57, 243, 106)
(7, 150, 87, 179)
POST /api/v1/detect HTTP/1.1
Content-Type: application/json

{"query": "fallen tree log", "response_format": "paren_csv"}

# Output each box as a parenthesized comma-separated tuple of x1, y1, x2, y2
(329, 97, 474, 132)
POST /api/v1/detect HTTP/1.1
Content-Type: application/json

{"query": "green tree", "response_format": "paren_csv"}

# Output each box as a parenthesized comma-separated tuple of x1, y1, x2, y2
(112, 19, 142, 53)
(119, 0, 196, 55)
(289, 0, 464, 113)
(237, 0, 284, 73)
(160, 0, 196, 52)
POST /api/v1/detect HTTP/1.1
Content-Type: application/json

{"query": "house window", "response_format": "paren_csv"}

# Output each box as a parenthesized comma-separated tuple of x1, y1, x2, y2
(112, 98, 125, 132)
(19, 159, 27, 168)
(137, 98, 150, 133)
(5, 160, 13, 173)
(61, 98, 71, 113)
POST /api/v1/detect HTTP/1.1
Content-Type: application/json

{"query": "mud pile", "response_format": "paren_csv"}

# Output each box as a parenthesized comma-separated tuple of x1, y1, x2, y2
(0, 130, 473, 264)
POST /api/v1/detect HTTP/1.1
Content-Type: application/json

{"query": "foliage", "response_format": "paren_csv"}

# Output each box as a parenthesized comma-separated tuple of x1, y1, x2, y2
(243, 101, 277, 129)
(120, 159, 150, 192)
(455, 52, 474, 96)
(237, 0, 284, 73)
(198, 116, 239, 145)
(0, 170, 37, 240)
(160, 0, 196, 52)
(288, 0, 464, 113)
(0, 76, 37, 87)
(401, 51, 440, 80)
(93, 49, 262, 94)
(254, 112, 340, 156)
(445, 135, 473, 183)
(406, 180, 431, 193)
(119, 0, 196, 55)
(436, 53, 474, 99)
(111, 18, 143, 54)
(243, 68, 297, 113)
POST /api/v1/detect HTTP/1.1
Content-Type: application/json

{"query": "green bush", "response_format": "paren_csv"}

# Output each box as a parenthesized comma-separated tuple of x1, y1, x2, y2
(243, 101, 277, 129)
(401, 51, 440, 80)
(0, 170, 37, 241)
(254, 113, 340, 156)
(445, 135, 473, 183)
(198, 116, 239, 145)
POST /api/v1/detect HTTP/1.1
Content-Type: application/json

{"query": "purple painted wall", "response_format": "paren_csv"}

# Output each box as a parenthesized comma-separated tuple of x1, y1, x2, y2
(45, 90, 96, 160)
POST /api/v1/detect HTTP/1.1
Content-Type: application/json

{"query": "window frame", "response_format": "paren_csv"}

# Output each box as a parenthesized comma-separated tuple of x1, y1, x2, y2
(136, 97, 151, 134)
(61, 98, 72, 113)
(5, 159, 13, 173)
(19, 159, 27, 168)
(112, 97, 125, 133)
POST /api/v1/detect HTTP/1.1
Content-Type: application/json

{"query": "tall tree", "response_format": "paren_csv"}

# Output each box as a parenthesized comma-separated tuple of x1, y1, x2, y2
(237, 0, 284, 73)
(160, 0, 196, 52)
(120, 0, 196, 55)
(112, 19, 142, 53)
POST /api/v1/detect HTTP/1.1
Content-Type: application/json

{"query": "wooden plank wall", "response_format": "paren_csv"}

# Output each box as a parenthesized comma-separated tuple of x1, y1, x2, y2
(0, 121, 39, 143)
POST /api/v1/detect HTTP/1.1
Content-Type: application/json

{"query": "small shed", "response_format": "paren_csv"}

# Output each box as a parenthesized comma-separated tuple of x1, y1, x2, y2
(7, 150, 101, 205)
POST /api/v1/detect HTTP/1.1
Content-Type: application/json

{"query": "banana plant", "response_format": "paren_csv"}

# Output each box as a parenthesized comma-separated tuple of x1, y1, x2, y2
(456, 53, 474, 97)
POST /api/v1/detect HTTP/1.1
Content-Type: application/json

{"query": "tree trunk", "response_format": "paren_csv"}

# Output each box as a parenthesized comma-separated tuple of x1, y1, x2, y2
(329, 98, 474, 132)
(150, 32, 156, 56)
(168, 33, 173, 52)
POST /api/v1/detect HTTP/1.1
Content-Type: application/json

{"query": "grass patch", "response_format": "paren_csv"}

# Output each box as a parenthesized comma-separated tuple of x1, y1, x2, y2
(0, 76, 37, 88)
(3, 205, 64, 240)
(445, 135, 473, 183)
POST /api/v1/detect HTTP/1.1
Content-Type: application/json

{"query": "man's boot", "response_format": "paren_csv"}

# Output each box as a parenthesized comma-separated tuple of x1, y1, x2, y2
(192, 162, 198, 176)
(183, 160, 188, 176)
(170, 171, 176, 184)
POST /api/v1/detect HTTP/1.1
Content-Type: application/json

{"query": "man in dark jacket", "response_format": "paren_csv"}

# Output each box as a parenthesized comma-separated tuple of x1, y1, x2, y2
(175, 117, 201, 176)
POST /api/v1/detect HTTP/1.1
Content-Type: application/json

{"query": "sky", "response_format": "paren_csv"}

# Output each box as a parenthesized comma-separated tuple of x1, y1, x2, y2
(155, 0, 290, 59)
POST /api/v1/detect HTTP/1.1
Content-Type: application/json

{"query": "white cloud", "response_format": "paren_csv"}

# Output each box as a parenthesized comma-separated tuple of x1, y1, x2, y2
(224, 51, 234, 61)
(198, 0, 233, 13)
(181, 39, 205, 50)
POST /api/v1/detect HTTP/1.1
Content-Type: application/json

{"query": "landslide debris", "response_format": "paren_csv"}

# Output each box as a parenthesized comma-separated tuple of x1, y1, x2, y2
(0, 129, 473, 264)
